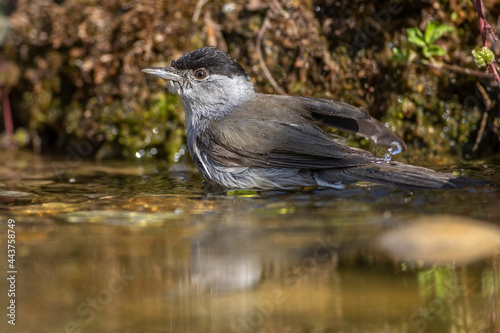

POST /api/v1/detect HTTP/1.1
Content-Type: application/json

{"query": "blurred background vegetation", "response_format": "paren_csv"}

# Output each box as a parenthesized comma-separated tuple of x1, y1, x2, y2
(0, 0, 499, 162)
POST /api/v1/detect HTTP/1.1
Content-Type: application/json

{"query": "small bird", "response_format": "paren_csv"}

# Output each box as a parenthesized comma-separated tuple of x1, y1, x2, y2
(142, 47, 481, 190)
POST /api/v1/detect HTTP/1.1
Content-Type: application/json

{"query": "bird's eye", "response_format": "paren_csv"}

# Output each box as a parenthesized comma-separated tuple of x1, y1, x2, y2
(194, 69, 208, 80)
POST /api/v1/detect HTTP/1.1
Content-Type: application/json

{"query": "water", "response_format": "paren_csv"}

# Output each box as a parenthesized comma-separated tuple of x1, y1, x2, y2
(388, 141, 403, 155)
(0, 151, 499, 332)
(383, 141, 403, 162)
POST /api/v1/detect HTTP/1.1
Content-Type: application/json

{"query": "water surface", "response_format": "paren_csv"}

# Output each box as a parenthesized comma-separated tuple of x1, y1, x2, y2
(0, 151, 499, 332)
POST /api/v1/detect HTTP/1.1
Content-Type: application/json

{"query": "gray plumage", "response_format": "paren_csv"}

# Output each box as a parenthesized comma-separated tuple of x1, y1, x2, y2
(142, 47, 483, 190)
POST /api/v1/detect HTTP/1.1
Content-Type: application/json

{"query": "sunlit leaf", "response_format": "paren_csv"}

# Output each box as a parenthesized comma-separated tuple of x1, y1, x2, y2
(472, 46, 495, 68)
(407, 28, 426, 48)
(427, 44, 447, 57)
(226, 189, 259, 197)
(425, 22, 454, 45)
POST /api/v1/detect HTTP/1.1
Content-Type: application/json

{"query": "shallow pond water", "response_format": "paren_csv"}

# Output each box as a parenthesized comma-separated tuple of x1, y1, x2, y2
(0, 151, 500, 332)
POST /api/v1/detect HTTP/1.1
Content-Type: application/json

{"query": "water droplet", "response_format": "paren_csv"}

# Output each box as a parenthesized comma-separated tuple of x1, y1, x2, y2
(383, 153, 392, 162)
(222, 3, 237, 14)
(173, 147, 186, 163)
(135, 149, 145, 159)
(388, 141, 402, 156)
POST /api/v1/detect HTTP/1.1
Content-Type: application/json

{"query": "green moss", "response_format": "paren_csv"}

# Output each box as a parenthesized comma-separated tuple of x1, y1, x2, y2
(90, 92, 185, 161)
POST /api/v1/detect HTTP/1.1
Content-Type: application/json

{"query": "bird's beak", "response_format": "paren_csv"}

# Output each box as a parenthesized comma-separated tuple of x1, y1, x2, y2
(141, 67, 181, 81)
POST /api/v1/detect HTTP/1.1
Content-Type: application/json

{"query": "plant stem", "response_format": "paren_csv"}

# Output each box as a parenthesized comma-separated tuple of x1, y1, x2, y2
(472, 0, 500, 88)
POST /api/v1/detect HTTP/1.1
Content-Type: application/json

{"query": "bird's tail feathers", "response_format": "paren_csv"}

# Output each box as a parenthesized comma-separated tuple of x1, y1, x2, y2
(316, 161, 487, 190)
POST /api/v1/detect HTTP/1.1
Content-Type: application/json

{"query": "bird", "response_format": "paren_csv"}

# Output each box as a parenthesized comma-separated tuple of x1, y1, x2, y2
(142, 47, 483, 190)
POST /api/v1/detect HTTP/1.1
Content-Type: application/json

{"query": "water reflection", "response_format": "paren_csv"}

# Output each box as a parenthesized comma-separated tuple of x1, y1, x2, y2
(0, 152, 499, 332)
(378, 215, 500, 265)
(189, 228, 264, 291)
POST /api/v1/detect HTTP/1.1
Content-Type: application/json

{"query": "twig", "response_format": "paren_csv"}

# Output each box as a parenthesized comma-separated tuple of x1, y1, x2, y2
(256, 14, 287, 95)
(472, 82, 491, 153)
(203, 11, 226, 50)
(472, 0, 500, 88)
(192, 0, 208, 23)
(472, 0, 498, 45)
(426, 61, 495, 78)
(489, 61, 500, 87)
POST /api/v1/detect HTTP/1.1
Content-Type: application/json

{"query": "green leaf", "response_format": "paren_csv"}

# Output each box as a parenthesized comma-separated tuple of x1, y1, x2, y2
(424, 21, 438, 45)
(433, 24, 455, 40)
(472, 46, 495, 68)
(226, 189, 259, 197)
(427, 44, 447, 57)
(422, 46, 430, 58)
(391, 47, 409, 62)
(472, 50, 486, 67)
(407, 28, 426, 48)
(425, 22, 454, 45)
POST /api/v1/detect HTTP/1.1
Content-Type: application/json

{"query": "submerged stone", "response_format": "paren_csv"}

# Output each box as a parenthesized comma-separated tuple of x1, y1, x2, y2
(377, 215, 500, 265)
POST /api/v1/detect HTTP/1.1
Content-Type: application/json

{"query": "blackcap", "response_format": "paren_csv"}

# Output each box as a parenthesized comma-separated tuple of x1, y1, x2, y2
(142, 47, 481, 190)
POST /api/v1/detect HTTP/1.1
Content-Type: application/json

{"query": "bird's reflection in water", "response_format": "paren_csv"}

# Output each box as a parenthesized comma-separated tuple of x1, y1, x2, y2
(185, 224, 340, 293)
(189, 228, 263, 291)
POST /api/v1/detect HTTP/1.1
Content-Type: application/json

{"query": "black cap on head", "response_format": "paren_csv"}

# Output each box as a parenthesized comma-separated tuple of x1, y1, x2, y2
(171, 47, 249, 79)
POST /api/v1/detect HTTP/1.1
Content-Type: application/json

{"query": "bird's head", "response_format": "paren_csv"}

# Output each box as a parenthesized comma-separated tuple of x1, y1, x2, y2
(142, 47, 255, 122)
